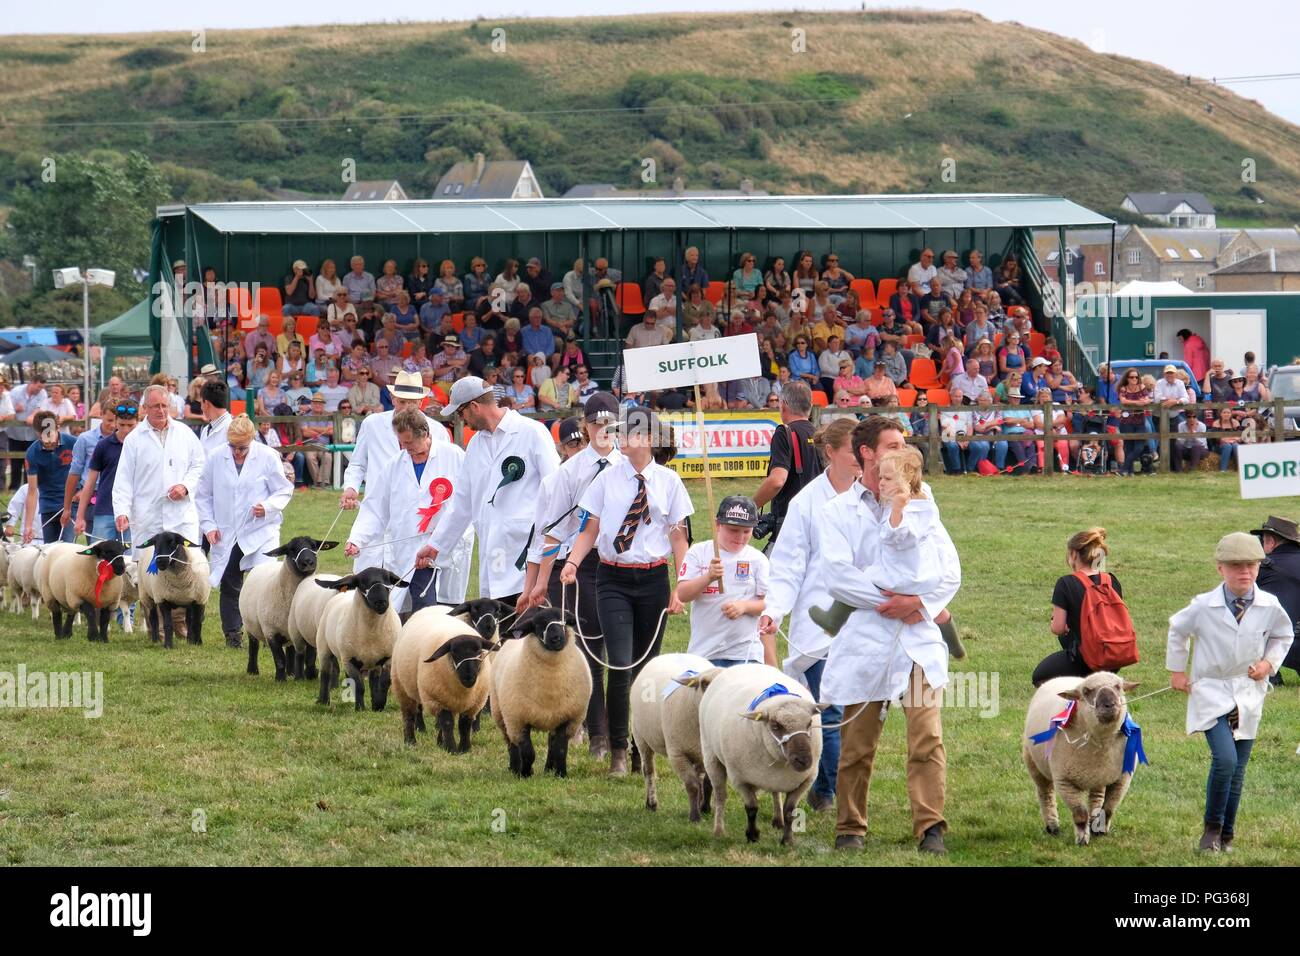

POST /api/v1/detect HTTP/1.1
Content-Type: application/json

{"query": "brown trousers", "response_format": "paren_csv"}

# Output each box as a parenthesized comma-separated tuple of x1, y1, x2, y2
(835, 663, 947, 840)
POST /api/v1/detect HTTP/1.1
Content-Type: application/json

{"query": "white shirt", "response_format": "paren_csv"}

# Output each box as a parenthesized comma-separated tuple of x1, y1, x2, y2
(682, 541, 768, 662)
(1166, 585, 1292, 739)
(1154, 378, 1190, 404)
(579, 456, 693, 565)
(428, 408, 560, 598)
(195, 441, 294, 585)
(315, 274, 344, 305)
(648, 293, 677, 316)
(7, 386, 46, 441)
(3, 484, 31, 535)
(113, 419, 206, 550)
(200, 411, 232, 461)
(907, 262, 937, 288)
(318, 383, 349, 412)
(818, 481, 960, 706)
(688, 324, 721, 342)
(531, 444, 624, 562)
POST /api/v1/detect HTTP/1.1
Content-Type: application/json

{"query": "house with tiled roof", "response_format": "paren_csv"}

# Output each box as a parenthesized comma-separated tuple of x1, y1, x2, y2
(1121, 192, 1216, 228)
(341, 180, 408, 202)
(434, 154, 543, 199)
(1211, 248, 1300, 292)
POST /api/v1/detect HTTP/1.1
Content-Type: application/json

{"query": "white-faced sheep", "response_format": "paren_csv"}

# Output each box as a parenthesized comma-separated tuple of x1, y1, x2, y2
(35, 542, 81, 638)
(46, 540, 132, 642)
(0, 540, 12, 609)
(314, 567, 408, 712)
(631, 652, 714, 820)
(1023, 672, 1142, 846)
(136, 531, 212, 648)
(239, 535, 339, 681)
(8, 544, 42, 617)
(286, 572, 341, 680)
(697, 663, 824, 846)
(489, 606, 591, 778)
(390, 601, 507, 751)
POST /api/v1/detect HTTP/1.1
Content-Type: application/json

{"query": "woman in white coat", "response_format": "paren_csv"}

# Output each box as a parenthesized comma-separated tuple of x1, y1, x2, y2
(345, 408, 473, 616)
(1167, 532, 1293, 852)
(196, 414, 295, 648)
(758, 417, 859, 812)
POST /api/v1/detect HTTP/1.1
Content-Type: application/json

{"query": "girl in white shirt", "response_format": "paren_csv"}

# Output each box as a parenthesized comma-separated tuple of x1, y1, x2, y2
(563, 407, 692, 777)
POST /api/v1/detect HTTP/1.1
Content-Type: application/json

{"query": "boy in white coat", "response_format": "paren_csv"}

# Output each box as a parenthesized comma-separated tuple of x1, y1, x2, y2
(1167, 532, 1293, 852)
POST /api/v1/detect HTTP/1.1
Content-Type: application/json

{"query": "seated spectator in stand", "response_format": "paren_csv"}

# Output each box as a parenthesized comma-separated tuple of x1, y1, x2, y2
(767, 288, 794, 327)
(965, 249, 993, 301)
(791, 249, 818, 296)
(643, 257, 668, 304)
(455, 312, 481, 352)
(808, 281, 836, 321)
(538, 366, 576, 413)
(248, 346, 274, 390)
(243, 315, 276, 361)
(1154, 363, 1191, 426)
(968, 337, 996, 382)
(431, 259, 463, 312)
(843, 309, 879, 358)
(326, 290, 358, 329)
(986, 291, 1007, 328)
(759, 335, 787, 379)
(463, 257, 492, 314)
(889, 284, 926, 334)
(833, 358, 867, 402)
(375, 259, 404, 307)
(315, 367, 348, 412)
(936, 333, 962, 383)
(963, 305, 996, 353)
(863, 360, 899, 403)
(994, 369, 1025, 405)
(647, 277, 677, 324)
(1215, 407, 1241, 471)
(680, 284, 711, 333)
(679, 246, 709, 296)
(504, 367, 535, 411)
(1204, 358, 1232, 402)
(542, 282, 578, 343)
(498, 318, 523, 361)
(557, 334, 585, 374)
(523, 257, 553, 303)
(907, 248, 937, 288)
(346, 366, 382, 415)
(625, 311, 672, 349)
(419, 290, 450, 336)
(298, 393, 334, 488)
(1173, 414, 1208, 472)
(820, 254, 854, 303)
(997, 330, 1029, 380)
(283, 370, 312, 408)
(731, 253, 765, 307)
(1041, 336, 1062, 365)
(787, 335, 819, 389)
(937, 250, 967, 299)
(919, 276, 954, 327)
(878, 340, 907, 387)
(950, 358, 989, 405)
(971, 391, 1007, 470)
(573, 365, 599, 406)
(874, 308, 910, 356)
(276, 315, 306, 360)
(1033, 389, 1072, 473)
(1046, 357, 1080, 404)
(1225, 374, 1255, 426)
(306, 347, 332, 385)
(818, 335, 852, 398)
(375, 313, 403, 354)
(309, 318, 340, 359)
(994, 254, 1024, 305)
(343, 256, 376, 304)
(466, 333, 498, 379)
(365, 335, 397, 382)
(811, 299, 846, 341)
(925, 309, 959, 350)
(391, 290, 421, 342)
(432, 334, 468, 384)
(726, 309, 756, 338)
(952, 288, 976, 329)
(340, 342, 369, 383)
(940, 406, 976, 474)
(403, 341, 433, 376)
(688, 308, 721, 343)
(1023, 357, 1052, 402)
(255, 371, 287, 417)
(283, 260, 320, 316)
(874, 394, 913, 435)
(763, 256, 790, 302)
(522, 308, 559, 367)
(527, 352, 551, 391)
(492, 258, 523, 309)
(406, 258, 434, 307)
(718, 377, 763, 411)
(500, 284, 533, 324)
(314, 258, 343, 312)
(1003, 304, 1033, 340)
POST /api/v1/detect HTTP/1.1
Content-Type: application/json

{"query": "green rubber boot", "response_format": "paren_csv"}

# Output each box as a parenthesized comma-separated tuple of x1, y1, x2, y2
(938, 614, 966, 660)
(809, 600, 856, 636)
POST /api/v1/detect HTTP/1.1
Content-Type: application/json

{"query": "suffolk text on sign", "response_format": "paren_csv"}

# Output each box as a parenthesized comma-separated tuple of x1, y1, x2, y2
(622, 334, 762, 392)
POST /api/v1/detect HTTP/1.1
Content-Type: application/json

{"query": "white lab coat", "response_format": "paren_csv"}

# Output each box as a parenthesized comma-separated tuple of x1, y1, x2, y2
(1166, 586, 1293, 740)
(429, 409, 559, 599)
(763, 472, 843, 684)
(195, 442, 295, 585)
(113, 420, 206, 552)
(342, 408, 449, 571)
(348, 442, 474, 610)
(817, 481, 961, 706)
(528, 444, 624, 563)
(200, 412, 232, 462)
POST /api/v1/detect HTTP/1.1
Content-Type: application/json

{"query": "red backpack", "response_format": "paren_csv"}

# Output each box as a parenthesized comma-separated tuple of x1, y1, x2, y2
(1073, 571, 1139, 670)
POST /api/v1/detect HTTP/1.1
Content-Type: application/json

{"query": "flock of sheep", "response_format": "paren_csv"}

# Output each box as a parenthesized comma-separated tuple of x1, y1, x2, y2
(1, 530, 1142, 849)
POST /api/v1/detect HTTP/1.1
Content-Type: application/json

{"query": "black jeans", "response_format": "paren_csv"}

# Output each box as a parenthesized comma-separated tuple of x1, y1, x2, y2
(1031, 648, 1093, 686)
(548, 551, 606, 737)
(219, 542, 246, 637)
(407, 567, 443, 615)
(596, 562, 670, 751)
(8, 437, 27, 490)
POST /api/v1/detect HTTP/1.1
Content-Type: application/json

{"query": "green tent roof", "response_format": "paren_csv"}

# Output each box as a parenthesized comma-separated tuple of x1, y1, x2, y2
(91, 298, 154, 366)
(182, 193, 1113, 235)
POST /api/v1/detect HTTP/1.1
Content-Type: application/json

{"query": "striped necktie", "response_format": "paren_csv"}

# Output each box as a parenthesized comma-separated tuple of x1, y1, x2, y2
(1231, 595, 1248, 623)
(613, 474, 649, 554)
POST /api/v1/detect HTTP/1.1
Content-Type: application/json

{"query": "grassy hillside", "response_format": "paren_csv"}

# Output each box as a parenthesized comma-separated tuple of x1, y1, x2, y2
(1, 10, 1299, 222)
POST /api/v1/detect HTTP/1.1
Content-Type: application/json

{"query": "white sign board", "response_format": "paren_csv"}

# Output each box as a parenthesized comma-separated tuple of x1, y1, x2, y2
(1237, 442, 1300, 499)
(622, 334, 761, 392)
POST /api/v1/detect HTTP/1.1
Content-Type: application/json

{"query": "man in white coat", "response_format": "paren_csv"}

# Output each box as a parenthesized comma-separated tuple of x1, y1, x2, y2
(344, 408, 473, 616)
(196, 413, 295, 647)
(759, 416, 861, 813)
(113, 384, 206, 553)
(816, 415, 960, 855)
(418, 376, 559, 604)
(198, 380, 233, 461)
(339, 370, 448, 572)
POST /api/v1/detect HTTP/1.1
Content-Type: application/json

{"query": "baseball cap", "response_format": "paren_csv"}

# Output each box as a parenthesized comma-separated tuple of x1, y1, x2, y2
(550, 282, 564, 291)
(717, 495, 759, 528)
(583, 392, 618, 423)
(293, 259, 308, 270)
(1031, 357, 1051, 368)
(442, 334, 460, 347)
(390, 370, 427, 401)
(1215, 532, 1265, 563)
(441, 375, 494, 417)
(558, 416, 584, 444)
(609, 405, 662, 438)
(1163, 364, 1177, 374)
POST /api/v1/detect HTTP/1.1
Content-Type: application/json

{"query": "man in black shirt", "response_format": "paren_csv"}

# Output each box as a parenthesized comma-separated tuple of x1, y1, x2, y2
(753, 380, 822, 552)
(1252, 515, 1300, 684)
(467, 334, 500, 378)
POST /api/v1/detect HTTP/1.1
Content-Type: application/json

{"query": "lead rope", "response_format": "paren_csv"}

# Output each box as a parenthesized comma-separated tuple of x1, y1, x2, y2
(317, 506, 345, 555)
(568, 567, 666, 672)
(772, 618, 905, 732)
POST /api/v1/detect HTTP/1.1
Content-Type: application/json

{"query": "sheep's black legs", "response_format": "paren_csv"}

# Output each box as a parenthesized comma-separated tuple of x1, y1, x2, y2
(345, 660, 365, 712)
(701, 773, 713, 815)
(304, 646, 317, 680)
(97, 607, 111, 642)
(187, 602, 204, 645)
(368, 665, 390, 712)
(283, 644, 297, 678)
(545, 725, 570, 778)
(402, 705, 418, 746)
(517, 727, 536, 778)
(160, 601, 175, 649)
(247, 638, 260, 675)
(507, 740, 522, 776)
(456, 714, 472, 753)
(414, 705, 426, 733)
(268, 634, 288, 682)
(78, 601, 97, 642)
(51, 606, 65, 640)
(437, 709, 456, 752)
(317, 656, 336, 705)
(145, 605, 161, 644)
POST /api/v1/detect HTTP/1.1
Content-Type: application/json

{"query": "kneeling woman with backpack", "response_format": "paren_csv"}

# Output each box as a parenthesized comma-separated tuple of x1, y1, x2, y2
(1032, 527, 1140, 686)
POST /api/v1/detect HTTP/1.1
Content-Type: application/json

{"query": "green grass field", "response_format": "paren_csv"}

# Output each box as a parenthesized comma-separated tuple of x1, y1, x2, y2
(2, 474, 1299, 866)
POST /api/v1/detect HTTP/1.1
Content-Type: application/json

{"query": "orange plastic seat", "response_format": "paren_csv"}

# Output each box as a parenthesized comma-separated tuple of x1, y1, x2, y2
(1028, 332, 1046, 357)
(616, 282, 645, 316)
(810, 390, 829, 407)
(231, 288, 255, 330)
(460, 426, 477, 446)
(908, 361, 941, 390)
(993, 332, 1004, 349)
(850, 279, 877, 310)
(229, 399, 246, 416)
(895, 388, 916, 407)
(401, 341, 414, 358)
(257, 287, 284, 333)
(294, 314, 320, 341)
(903, 334, 925, 348)
(876, 278, 899, 306)
(704, 281, 727, 306)
(927, 387, 950, 407)
(451, 312, 465, 333)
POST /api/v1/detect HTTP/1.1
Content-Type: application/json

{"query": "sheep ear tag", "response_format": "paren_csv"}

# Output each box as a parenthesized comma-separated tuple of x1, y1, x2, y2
(487, 456, 525, 506)
(417, 477, 453, 533)
(93, 560, 116, 607)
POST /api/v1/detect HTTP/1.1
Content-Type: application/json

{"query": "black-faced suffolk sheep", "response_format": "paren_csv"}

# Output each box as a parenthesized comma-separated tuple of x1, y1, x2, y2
(391, 606, 496, 750)
(489, 606, 591, 778)
(45, 540, 132, 642)
(314, 567, 408, 712)
(136, 531, 212, 648)
(239, 536, 338, 680)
